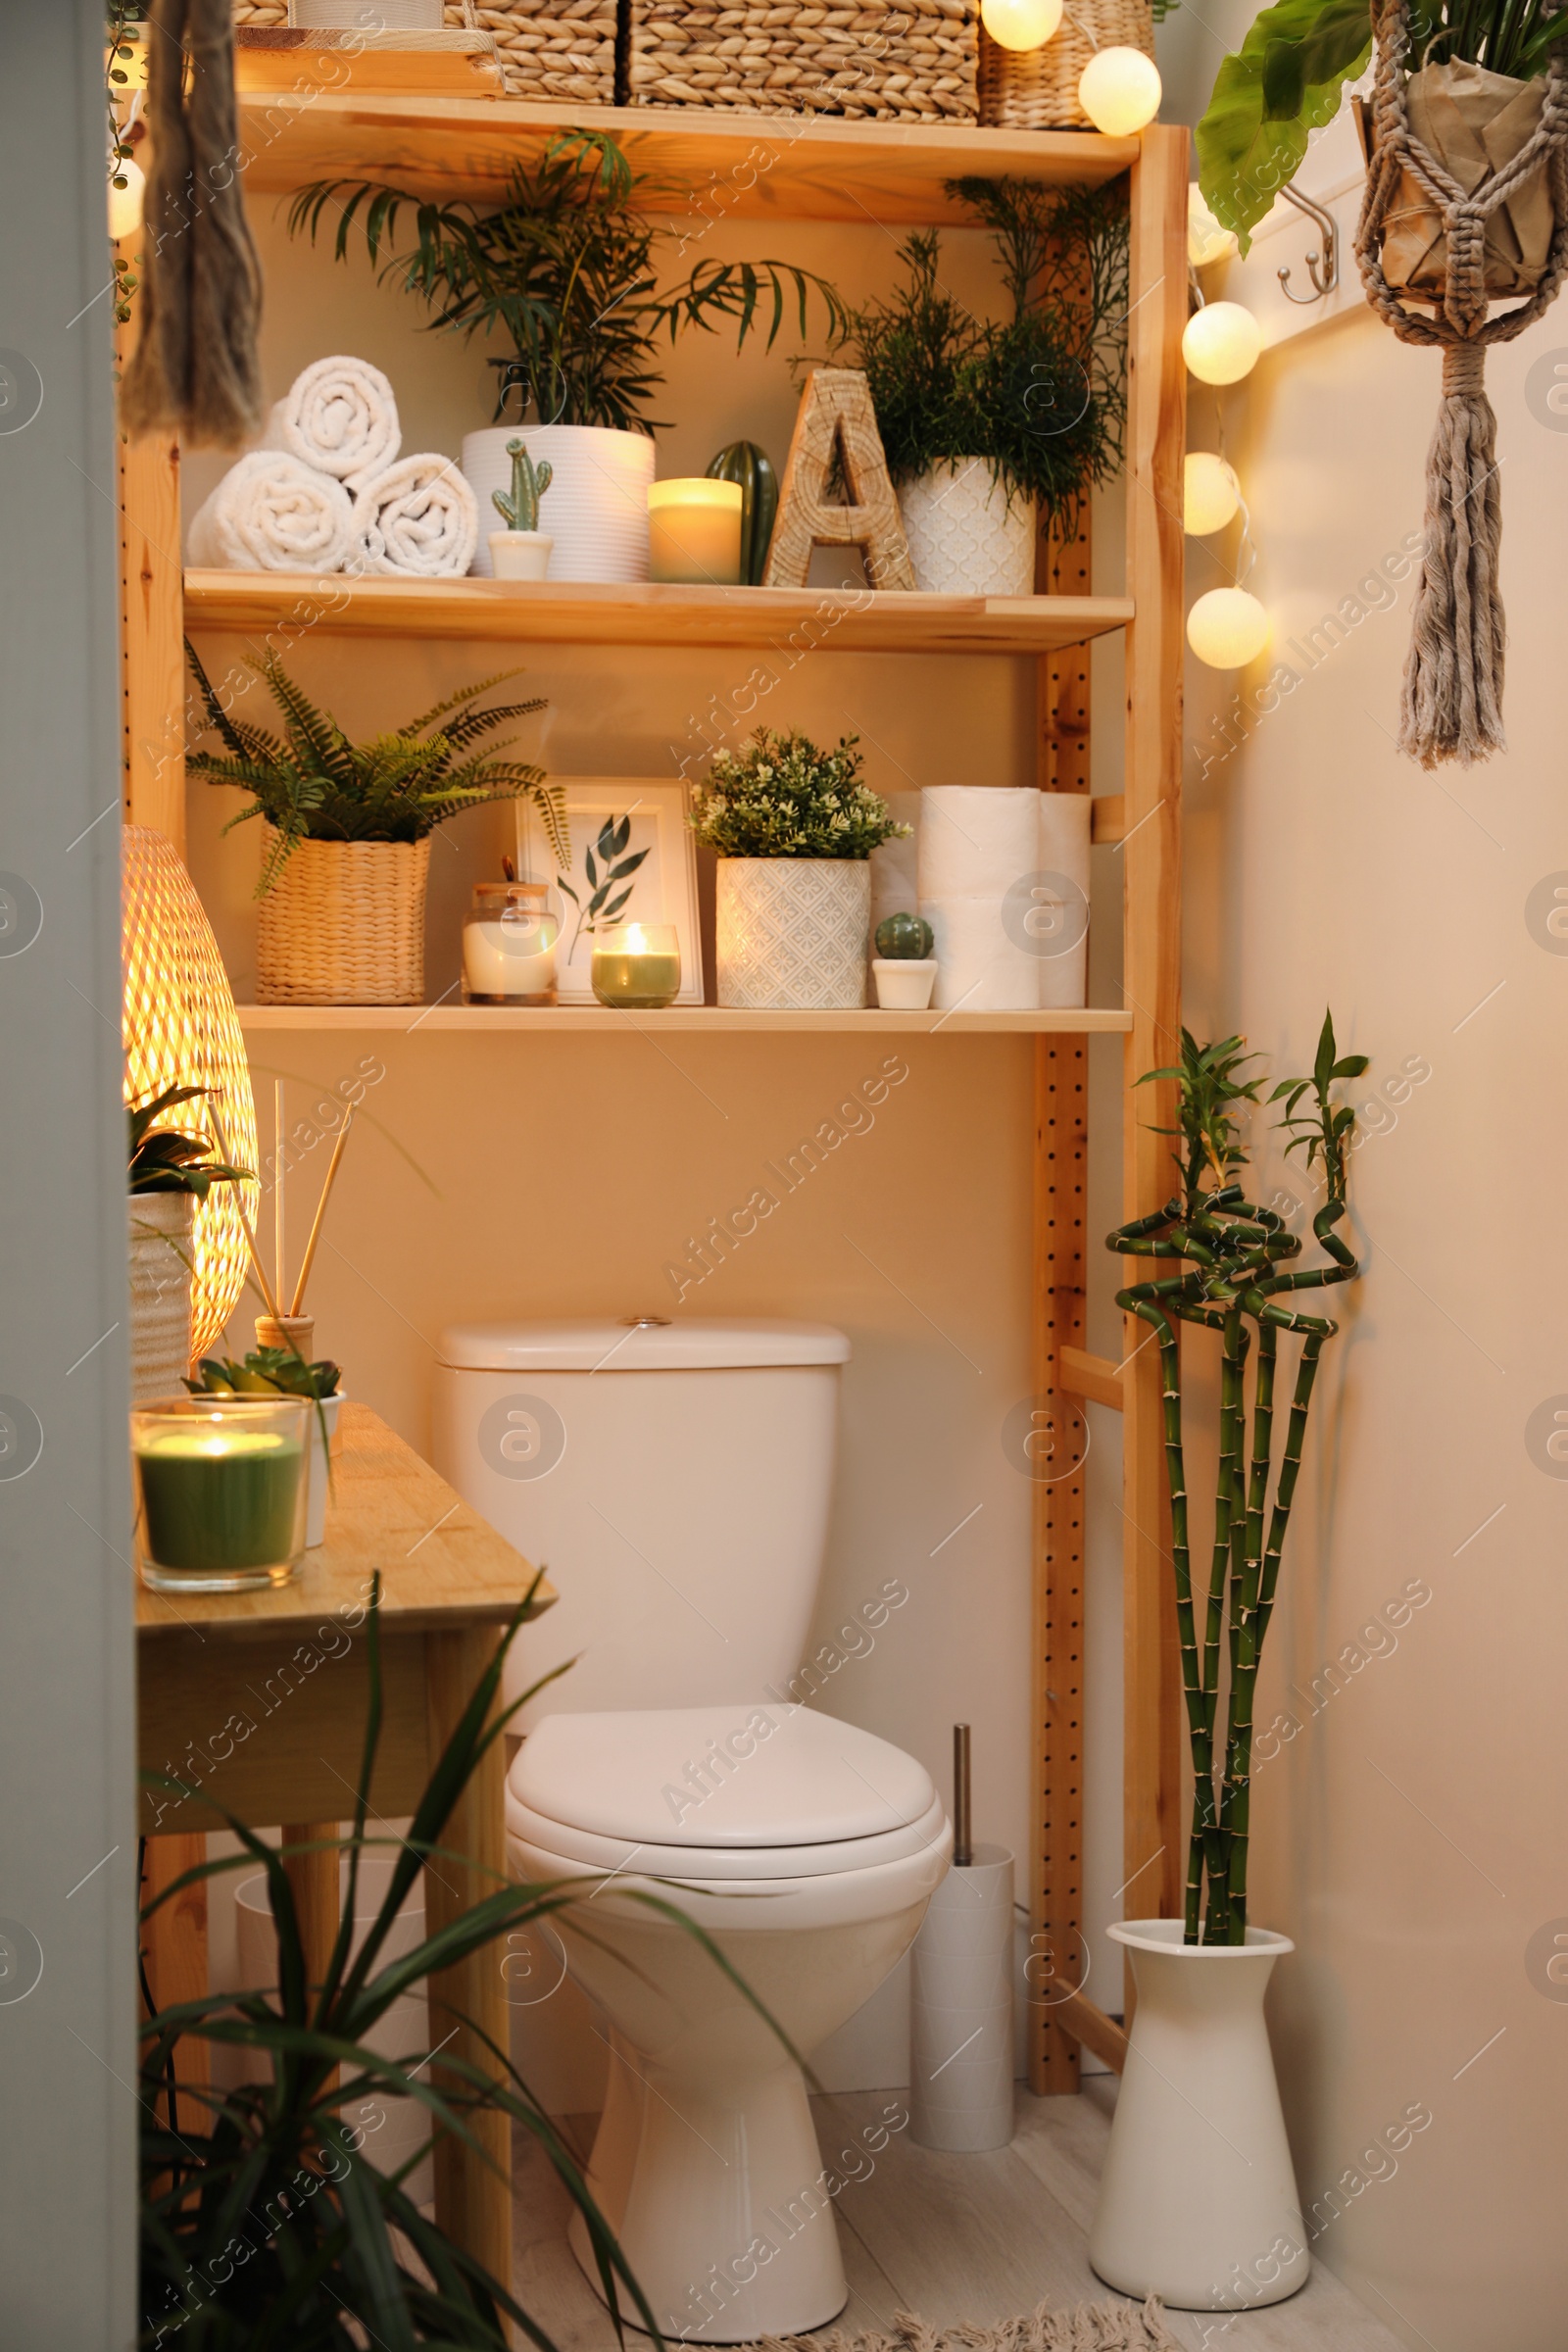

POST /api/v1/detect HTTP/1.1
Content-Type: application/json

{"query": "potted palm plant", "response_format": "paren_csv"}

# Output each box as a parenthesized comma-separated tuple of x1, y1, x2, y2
(185, 643, 565, 1005)
(836, 178, 1129, 596)
(288, 131, 846, 585)
(1088, 1015, 1366, 2311)
(127, 1083, 250, 1403)
(689, 730, 908, 1010)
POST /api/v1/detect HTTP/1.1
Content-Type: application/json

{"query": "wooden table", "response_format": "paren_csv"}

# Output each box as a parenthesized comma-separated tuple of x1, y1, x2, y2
(137, 1402, 555, 2300)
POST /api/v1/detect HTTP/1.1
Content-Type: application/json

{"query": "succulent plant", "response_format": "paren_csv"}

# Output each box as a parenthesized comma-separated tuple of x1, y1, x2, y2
(492, 437, 553, 534)
(128, 1084, 251, 1199)
(875, 911, 934, 960)
(186, 1347, 341, 1401)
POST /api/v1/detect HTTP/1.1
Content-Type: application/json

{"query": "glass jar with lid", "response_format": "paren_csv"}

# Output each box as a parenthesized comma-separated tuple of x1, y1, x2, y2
(462, 881, 559, 1005)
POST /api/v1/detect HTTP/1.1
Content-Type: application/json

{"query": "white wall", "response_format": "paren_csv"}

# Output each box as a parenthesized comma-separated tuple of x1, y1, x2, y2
(1157, 6, 1568, 2340)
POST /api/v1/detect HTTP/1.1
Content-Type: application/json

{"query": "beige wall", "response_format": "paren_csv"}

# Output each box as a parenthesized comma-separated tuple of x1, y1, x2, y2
(1157, 9, 1568, 2340)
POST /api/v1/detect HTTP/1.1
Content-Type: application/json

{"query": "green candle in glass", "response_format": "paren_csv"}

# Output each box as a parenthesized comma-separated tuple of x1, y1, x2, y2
(132, 1397, 309, 1593)
(591, 921, 681, 1009)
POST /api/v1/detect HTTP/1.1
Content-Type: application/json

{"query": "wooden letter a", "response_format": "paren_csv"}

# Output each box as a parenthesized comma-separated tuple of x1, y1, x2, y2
(763, 368, 915, 592)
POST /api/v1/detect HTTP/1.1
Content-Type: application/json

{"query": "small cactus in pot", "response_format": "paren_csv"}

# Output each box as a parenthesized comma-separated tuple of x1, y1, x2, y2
(871, 909, 938, 1011)
(489, 438, 555, 579)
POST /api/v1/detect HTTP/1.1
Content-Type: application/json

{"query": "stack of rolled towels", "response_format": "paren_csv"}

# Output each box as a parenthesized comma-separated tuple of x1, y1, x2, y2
(186, 357, 478, 579)
(869, 785, 1090, 1011)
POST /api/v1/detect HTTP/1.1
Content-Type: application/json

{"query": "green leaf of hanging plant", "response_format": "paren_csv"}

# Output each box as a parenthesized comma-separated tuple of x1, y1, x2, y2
(1196, 0, 1372, 251)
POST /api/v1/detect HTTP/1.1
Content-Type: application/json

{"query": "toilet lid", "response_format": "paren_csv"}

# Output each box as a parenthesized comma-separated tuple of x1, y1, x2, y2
(510, 1704, 940, 1868)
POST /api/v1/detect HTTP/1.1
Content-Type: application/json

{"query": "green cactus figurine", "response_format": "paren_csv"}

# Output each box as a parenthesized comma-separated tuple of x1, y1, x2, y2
(706, 441, 778, 586)
(875, 911, 934, 960)
(492, 437, 553, 533)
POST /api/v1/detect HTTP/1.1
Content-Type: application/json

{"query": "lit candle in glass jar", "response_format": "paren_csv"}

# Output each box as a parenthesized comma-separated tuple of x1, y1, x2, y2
(132, 1396, 310, 1593)
(463, 882, 559, 1004)
(590, 922, 681, 1008)
(648, 479, 744, 585)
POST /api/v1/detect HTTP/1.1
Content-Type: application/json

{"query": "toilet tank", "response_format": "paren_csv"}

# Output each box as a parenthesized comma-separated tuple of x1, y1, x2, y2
(431, 1318, 851, 1718)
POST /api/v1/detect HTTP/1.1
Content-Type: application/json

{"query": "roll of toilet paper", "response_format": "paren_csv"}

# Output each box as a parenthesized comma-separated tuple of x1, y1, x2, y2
(1035, 792, 1091, 1010)
(910, 1842, 1013, 2152)
(917, 786, 1039, 904)
(922, 895, 1039, 1010)
(870, 793, 920, 936)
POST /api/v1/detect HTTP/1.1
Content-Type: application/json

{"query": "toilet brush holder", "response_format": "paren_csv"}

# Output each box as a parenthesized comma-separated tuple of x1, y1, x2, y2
(909, 1841, 1014, 2151)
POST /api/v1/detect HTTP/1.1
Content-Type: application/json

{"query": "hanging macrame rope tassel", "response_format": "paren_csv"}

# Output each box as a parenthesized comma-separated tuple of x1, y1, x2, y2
(1354, 0, 1568, 766)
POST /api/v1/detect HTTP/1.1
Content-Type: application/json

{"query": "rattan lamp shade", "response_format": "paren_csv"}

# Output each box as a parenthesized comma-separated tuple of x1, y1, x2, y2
(122, 828, 259, 1356)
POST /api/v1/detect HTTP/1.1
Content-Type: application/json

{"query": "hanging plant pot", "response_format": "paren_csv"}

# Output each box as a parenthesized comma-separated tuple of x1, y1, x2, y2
(898, 461, 1036, 596)
(256, 830, 430, 1005)
(715, 859, 870, 1010)
(128, 1193, 195, 1404)
(1088, 1922, 1309, 2311)
(1353, 0, 1568, 767)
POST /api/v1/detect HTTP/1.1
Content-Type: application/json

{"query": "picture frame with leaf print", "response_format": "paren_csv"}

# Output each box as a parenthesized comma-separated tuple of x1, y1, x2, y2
(515, 778, 705, 1005)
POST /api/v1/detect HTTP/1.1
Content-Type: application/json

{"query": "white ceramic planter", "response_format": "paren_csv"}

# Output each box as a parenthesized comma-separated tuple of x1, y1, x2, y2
(305, 1391, 343, 1549)
(1089, 1920, 1310, 2312)
(488, 528, 554, 580)
(127, 1193, 194, 1403)
(715, 858, 869, 1010)
(463, 425, 654, 582)
(899, 461, 1036, 597)
(872, 956, 937, 1010)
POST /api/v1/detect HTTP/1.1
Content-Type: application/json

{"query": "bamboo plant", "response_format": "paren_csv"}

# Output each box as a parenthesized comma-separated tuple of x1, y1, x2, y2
(1107, 1013, 1365, 1944)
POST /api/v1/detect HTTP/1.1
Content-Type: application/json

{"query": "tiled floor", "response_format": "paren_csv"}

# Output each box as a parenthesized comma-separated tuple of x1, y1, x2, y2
(510, 2082, 1409, 2352)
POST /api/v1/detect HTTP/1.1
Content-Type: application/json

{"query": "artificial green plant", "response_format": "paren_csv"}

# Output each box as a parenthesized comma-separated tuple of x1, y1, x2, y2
(688, 729, 908, 859)
(129, 1084, 250, 1198)
(491, 437, 552, 533)
(1107, 1014, 1365, 1943)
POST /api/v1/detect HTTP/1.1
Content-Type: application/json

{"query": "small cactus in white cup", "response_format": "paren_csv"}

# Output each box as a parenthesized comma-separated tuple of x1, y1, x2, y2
(492, 438, 553, 533)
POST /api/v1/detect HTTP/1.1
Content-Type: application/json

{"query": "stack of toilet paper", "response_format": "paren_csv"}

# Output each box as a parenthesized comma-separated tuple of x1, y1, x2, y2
(917, 786, 1090, 1011)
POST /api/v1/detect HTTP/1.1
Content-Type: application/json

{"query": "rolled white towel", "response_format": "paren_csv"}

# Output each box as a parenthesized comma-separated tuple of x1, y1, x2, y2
(263, 356, 401, 495)
(352, 455, 479, 579)
(186, 451, 357, 573)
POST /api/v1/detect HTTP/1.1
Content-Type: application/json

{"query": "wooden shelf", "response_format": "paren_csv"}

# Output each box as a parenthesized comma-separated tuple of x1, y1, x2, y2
(234, 89, 1138, 218)
(235, 1004, 1133, 1036)
(185, 569, 1132, 658)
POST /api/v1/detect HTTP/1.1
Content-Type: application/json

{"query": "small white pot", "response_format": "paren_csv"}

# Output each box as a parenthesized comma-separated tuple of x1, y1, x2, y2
(127, 1194, 194, 1403)
(715, 858, 870, 1010)
(305, 1391, 343, 1550)
(463, 425, 654, 583)
(489, 529, 554, 581)
(1088, 1919, 1310, 2311)
(872, 956, 937, 1010)
(900, 461, 1036, 597)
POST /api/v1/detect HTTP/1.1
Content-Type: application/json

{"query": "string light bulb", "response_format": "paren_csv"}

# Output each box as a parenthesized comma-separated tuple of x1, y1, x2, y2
(980, 0, 1064, 46)
(1077, 47, 1162, 134)
(1182, 301, 1263, 384)
(109, 154, 145, 242)
(1188, 184, 1239, 269)
(1187, 586, 1269, 669)
(1184, 453, 1243, 536)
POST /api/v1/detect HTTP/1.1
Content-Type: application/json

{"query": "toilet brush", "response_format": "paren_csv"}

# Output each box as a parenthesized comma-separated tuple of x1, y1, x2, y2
(909, 1723, 1014, 2151)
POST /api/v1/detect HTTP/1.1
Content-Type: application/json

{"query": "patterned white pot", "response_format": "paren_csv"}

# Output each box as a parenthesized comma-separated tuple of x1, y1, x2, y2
(900, 461, 1037, 596)
(716, 858, 870, 1010)
(128, 1193, 194, 1403)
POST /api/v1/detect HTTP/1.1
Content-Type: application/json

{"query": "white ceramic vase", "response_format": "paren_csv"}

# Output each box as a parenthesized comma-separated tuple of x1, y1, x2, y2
(899, 461, 1036, 596)
(127, 1193, 194, 1403)
(1088, 1920, 1310, 2312)
(488, 528, 554, 580)
(462, 425, 654, 582)
(715, 858, 870, 1010)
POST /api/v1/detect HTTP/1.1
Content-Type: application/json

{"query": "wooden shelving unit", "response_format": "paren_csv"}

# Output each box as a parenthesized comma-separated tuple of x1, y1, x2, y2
(122, 89, 1187, 2215)
(186, 569, 1133, 659)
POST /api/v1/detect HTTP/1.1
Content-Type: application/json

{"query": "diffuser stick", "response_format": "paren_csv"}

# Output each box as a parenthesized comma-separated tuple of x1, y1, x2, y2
(954, 1722, 973, 1867)
(289, 1104, 355, 1319)
(209, 1100, 281, 1322)
(274, 1079, 285, 1311)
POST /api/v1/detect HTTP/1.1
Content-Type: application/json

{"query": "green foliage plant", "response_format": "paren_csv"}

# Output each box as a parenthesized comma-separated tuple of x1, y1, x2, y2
(1107, 1012, 1366, 1944)
(491, 437, 552, 532)
(184, 642, 566, 899)
(1197, 0, 1568, 248)
(186, 1348, 342, 1401)
(688, 730, 909, 859)
(139, 1577, 794, 2347)
(834, 178, 1130, 531)
(129, 1085, 251, 1198)
(287, 131, 849, 435)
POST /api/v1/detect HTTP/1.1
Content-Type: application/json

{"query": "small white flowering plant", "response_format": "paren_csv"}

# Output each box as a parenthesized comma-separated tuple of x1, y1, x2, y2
(687, 729, 908, 860)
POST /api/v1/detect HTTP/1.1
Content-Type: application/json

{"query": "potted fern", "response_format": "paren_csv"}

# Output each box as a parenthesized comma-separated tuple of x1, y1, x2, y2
(289, 130, 845, 585)
(185, 644, 565, 1005)
(128, 1083, 250, 1403)
(689, 730, 907, 1010)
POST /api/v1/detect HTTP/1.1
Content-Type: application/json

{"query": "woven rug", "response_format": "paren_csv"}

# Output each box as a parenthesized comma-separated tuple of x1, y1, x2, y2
(757, 2302, 1181, 2352)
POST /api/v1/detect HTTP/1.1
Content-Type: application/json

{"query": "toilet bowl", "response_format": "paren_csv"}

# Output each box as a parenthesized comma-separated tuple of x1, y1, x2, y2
(433, 1317, 950, 2339)
(506, 1703, 952, 2342)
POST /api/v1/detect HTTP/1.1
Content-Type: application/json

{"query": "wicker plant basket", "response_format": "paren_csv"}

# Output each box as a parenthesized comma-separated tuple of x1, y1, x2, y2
(978, 0, 1152, 128)
(256, 830, 431, 1005)
(626, 0, 978, 121)
(233, 3, 618, 104)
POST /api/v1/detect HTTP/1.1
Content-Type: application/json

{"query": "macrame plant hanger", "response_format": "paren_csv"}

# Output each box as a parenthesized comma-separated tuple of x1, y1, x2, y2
(1354, 0, 1568, 766)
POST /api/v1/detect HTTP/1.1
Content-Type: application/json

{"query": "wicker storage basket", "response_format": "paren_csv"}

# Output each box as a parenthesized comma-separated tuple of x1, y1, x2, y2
(233, 3, 618, 104)
(978, 0, 1152, 128)
(627, 0, 978, 121)
(256, 830, 431, 1005)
